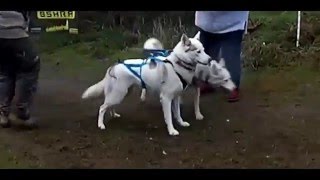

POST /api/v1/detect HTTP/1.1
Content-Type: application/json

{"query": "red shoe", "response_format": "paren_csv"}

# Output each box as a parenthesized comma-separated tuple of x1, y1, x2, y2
(227, 88, 240, 102)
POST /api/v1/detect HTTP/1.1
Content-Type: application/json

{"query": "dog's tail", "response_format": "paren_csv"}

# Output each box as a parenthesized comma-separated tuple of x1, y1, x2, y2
(143, 37, 164, 50)
(81, 78, 106, 99)
(82, 64, 118, 100)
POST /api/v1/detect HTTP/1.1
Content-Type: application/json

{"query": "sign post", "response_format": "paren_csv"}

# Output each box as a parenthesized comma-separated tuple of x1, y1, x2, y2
(296, 11, 301, 47)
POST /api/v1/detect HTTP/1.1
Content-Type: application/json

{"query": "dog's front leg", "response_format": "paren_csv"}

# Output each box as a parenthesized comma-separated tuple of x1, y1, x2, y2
(172, 96, 190, 127)
(140, 88, 146, 102)
(160, 94, 179, 136)
(194, 87, 204, 120)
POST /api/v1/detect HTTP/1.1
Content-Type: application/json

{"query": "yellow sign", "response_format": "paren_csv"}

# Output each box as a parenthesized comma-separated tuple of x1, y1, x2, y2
(37, 11, 75, 19)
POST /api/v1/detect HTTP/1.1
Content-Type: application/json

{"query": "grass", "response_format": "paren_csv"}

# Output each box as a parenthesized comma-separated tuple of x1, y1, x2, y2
(40, 43, 142, 81)
(243, 65, 320, 92)
(249, 11, 297, 44)
(241, 64, 320, 109)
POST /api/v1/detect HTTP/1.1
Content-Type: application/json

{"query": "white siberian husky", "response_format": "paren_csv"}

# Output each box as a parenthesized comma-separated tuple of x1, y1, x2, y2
(82, 33, 235, 136)
(142, 32, 236, 121)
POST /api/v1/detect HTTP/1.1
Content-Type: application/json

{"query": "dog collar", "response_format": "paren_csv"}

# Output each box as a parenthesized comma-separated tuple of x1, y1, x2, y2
(173, 54, 196, 72)
(176, 60, 195, 71)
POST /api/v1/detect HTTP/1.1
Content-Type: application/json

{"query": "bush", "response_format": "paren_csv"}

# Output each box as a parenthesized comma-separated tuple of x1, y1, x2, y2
(243, 11, 320, 70)
(36, 11, 320, 71)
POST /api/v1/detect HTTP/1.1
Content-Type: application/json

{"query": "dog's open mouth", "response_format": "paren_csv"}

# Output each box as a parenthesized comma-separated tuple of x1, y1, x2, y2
(197, 61, 208, 65)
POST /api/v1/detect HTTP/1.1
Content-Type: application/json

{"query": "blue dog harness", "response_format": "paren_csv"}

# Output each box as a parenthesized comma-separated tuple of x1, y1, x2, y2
(143, 49, 171, 58)
(119, 50, 171, 89)
(118, 49, 188, 90)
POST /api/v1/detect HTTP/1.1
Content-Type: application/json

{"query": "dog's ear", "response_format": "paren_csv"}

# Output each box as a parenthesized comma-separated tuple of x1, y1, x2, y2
(210, 62, 219, 75)
(219, 58, 226, 67)
(193, 31, 200, 40)
(181, 34, 191, 47)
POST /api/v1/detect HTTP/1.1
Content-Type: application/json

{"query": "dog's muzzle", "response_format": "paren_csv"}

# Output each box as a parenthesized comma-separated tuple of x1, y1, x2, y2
(197, 60, 209, 66)
(197, 57, 212, 66)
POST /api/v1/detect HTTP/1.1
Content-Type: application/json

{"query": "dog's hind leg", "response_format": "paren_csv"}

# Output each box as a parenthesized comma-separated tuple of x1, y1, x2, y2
(172, 96, 190, 127)
(98, 90, 128, 130)
(98, 103, 108, 129)
(98, 82, 130, 130)
(160, 94, 179, 136)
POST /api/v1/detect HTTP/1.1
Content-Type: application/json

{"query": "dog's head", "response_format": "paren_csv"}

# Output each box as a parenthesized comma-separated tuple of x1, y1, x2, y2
(173, 33, 211, 66)
(208, 58, 236, 91)
(195, 58, 236, 92)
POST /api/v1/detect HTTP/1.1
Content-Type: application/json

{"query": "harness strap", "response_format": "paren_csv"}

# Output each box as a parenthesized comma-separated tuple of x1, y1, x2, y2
(119, 50, 189, 90)
(149, 50, 171, 57)
(162, 60, 188, 90)
(119, 61, 147, 89)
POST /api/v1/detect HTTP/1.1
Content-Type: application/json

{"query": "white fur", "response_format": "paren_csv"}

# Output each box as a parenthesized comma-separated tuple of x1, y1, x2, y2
(193, 58, 236, 120)
(82, 33, 212, 136)
(141, 32, 236, 121)
(191, 31, 236, 120)
(143, 37, 163, 50)
(140, 37, 164, 101)
(194, 31, 200, 40)
(81, 78, 105, 99)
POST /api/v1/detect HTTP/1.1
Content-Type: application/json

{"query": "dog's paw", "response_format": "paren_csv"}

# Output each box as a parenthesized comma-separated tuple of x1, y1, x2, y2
(140, 89, 146, 102)
(179, 121, 190, 127)
(168, 129, 179, 136)
(98, 123, 106, 130)
(110, 111, 121, 118)
(140, 95, 146, 102)
(113, 113, 121, 118)
(196, 113, 204, 120)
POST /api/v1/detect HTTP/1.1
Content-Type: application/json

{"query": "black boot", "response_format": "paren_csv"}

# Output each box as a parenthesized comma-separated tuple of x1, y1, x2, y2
(0, 112, 11, 128)
(16, 107, 38, 129)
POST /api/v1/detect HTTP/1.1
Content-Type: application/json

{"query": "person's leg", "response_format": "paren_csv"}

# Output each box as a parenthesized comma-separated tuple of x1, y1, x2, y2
(199, 29, 221, 60)
(13, 38, 40, 128)
(198, 29, 222, 94)
(0, 39, 17, 128)
(220, 30, 244, 102)
(0, 63, 16, 128)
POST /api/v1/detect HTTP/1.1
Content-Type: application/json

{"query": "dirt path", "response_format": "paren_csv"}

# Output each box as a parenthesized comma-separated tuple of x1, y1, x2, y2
(1, 64, 320, 168)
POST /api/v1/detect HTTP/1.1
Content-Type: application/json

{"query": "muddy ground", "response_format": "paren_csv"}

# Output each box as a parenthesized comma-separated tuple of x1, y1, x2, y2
(1, 62, 320, 169)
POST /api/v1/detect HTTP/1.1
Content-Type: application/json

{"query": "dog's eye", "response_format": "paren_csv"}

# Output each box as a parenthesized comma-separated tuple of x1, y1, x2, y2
(197, 50, 201, 53)
(224, 79, 228, 82)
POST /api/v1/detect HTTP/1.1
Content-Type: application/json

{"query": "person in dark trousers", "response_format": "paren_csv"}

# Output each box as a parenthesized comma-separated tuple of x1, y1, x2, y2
(195, 11, 249, 102)
(0, 11, 40, 128)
